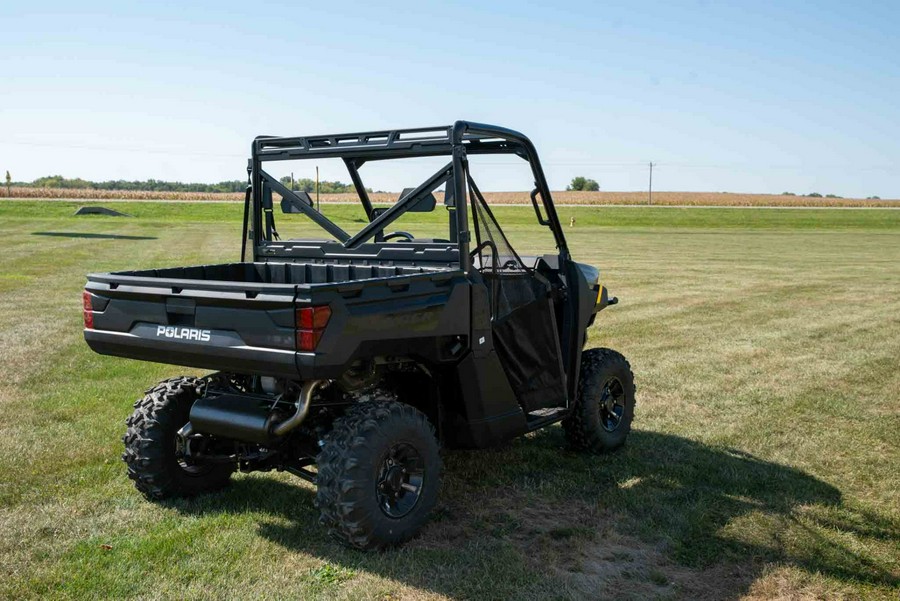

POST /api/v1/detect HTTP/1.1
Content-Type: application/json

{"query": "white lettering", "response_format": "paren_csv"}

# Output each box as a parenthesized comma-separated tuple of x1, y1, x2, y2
(154, 325, 212, 342)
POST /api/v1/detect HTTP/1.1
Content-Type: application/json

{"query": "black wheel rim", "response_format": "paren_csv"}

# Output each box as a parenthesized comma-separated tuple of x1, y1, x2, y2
(599, 377, 627, 432)
(376, 443, 425, 518)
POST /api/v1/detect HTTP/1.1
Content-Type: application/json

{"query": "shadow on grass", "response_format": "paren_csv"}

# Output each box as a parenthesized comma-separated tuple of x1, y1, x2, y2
(170, 430, 898, 599)
(31, 231, 157, 240)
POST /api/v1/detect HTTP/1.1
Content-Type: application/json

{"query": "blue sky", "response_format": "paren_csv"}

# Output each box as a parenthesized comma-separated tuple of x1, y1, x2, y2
(1, 1, 898, 197)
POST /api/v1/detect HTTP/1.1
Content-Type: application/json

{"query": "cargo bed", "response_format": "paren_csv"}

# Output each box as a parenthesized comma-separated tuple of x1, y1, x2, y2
(106, 261, 444, 287)
(83, 261, 463, 379)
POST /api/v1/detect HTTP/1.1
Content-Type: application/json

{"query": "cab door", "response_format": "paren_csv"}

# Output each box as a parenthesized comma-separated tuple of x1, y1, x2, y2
(466, 180, 568, 412)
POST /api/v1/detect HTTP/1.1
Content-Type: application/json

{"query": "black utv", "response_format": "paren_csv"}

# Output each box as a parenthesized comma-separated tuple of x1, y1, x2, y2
(83, 121, 635, 549)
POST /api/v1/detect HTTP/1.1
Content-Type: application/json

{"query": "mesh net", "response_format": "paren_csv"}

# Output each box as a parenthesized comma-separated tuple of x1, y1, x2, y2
(467, 172, 539, 320)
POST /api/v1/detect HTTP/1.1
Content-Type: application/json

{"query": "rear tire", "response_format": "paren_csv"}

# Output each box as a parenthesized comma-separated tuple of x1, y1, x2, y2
(563, 348, 636, 453)
(316, 399, 441, 550)
(122, 376, 234, 500)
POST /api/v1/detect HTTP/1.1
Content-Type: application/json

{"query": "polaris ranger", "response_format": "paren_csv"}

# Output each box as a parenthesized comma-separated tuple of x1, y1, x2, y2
(83, 121, 635, 549)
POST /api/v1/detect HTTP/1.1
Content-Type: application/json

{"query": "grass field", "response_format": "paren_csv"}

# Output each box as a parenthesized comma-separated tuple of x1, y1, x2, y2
(5, 187, 898, 207)
(0, 201, 897, 600)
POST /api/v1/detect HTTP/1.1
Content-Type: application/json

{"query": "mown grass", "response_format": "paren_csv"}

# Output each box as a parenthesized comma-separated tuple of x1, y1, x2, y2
(4, 200, 900, 231)
(6, 188, 899, 207)
(0, 202, 897, 600)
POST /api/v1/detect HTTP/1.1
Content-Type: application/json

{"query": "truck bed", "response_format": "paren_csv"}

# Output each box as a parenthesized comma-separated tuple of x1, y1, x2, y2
(111, 262, 442, 287)
(84, 261, 467, 379)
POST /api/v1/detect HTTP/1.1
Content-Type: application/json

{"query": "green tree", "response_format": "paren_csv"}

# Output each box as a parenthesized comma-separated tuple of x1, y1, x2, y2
(5, 171, 10, 196)
(566, 176, 600, 192)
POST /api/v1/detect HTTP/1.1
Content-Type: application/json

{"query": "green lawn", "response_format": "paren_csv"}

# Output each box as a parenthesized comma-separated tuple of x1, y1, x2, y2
(0, 202, 897, 600)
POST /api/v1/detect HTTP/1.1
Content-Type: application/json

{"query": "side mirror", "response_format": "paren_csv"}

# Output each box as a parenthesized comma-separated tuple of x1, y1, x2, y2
(399, 188, 437, 213)
(281, 191, 314, 213)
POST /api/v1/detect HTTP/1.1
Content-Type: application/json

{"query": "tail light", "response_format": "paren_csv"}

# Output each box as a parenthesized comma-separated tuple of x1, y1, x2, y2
(82, 291, 94, 329)
(295, 305, 331, 352)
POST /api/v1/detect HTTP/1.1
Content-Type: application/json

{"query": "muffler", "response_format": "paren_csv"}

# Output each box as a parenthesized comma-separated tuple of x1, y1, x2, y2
(189, 380, 322, 445)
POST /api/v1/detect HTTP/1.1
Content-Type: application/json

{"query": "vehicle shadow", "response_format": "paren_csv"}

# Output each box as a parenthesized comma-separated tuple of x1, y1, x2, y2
(31, 231, 157, 240)
(170, 430, 898, 600)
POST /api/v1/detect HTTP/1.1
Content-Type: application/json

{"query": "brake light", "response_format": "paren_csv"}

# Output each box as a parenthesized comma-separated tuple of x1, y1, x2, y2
(82, 291, 94, 329)
(297, 305, 332, 330)
(296, 305, 331, 351)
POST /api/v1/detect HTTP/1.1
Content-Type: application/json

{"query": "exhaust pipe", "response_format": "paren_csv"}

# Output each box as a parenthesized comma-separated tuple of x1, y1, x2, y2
(272, 380, 320, 437)
(189, 380, 323, 445)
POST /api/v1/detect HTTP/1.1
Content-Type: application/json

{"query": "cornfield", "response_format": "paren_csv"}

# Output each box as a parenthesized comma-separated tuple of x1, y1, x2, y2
(4, 187, 896, 207)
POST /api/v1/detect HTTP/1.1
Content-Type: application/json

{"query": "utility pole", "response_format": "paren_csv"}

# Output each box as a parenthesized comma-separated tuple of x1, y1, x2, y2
(5, 171, 10, 197)
(316, 165, 320, 211)
(290, 172, 294, 192)
(648, 162, 654, 205)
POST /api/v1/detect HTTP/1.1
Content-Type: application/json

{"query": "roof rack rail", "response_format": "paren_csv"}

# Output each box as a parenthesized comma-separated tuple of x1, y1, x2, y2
(252, 122, 525, 162)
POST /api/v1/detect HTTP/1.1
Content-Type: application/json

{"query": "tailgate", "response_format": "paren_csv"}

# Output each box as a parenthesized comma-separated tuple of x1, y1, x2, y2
(83, 273, 299, 377)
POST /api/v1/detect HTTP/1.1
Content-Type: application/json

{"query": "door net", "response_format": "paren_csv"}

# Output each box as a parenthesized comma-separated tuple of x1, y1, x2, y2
(467, 171, 566, 410)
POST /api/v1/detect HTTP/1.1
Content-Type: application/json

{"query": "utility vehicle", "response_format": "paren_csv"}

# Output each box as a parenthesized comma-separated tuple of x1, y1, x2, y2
(83, 121, 635, 549)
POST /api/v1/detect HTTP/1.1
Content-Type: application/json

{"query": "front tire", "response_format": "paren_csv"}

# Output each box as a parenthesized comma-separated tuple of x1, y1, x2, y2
(122, 376, 234, 500)
(316, 400, 442, 550)
(563, 348, 636, 453)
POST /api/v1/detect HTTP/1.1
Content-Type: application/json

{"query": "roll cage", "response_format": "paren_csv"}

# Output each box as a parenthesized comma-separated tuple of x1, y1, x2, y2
(245, 120, 570, 272)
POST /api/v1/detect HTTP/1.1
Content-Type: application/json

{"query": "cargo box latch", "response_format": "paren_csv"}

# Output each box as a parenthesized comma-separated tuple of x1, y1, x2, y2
(166, 297, 196, 326)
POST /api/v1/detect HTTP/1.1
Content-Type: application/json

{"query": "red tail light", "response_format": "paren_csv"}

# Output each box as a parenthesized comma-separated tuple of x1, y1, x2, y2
(296, 305, 331, 351)
(82, 291, 94, 329)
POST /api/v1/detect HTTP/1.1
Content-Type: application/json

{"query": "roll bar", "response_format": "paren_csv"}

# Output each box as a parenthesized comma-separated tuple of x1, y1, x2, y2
(248, 121, 570, 271)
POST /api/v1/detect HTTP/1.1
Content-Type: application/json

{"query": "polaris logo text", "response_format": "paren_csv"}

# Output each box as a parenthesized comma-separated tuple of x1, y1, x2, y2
(156, 325, 211, 342)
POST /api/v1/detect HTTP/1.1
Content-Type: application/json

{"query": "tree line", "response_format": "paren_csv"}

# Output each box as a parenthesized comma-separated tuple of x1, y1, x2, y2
(9, 174, 369, 194)
(11, 173, 599, 194)
(14, 175, 249, 193)
(277, 176, 370, 194)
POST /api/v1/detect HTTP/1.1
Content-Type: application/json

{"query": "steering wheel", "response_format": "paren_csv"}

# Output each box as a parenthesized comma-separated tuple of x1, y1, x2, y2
(383, 231, 416, 242)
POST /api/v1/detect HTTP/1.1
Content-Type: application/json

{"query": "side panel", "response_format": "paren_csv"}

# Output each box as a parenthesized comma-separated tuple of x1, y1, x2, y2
(441, 281, 527, 448)
(295, 274, 471, 379)
(443, 350, 527, 448)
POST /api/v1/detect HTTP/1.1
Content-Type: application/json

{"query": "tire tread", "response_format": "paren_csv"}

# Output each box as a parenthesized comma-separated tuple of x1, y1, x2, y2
(563, 348, 636, 453)
(315, 399, 441, 550)
(122, 376, 232, 500)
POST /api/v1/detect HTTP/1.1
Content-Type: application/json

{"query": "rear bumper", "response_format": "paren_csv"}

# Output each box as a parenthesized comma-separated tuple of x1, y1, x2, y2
(84, 329, 300, 378)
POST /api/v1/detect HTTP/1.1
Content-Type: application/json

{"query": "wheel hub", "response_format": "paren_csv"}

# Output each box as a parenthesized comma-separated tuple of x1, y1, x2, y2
(376, 443, 424, 518)
(599, 377, 626, 433)
(384, 465, 405, 492)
